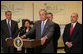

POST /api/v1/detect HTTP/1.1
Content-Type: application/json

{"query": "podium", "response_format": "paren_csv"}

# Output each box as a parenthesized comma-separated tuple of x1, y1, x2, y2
(23, 39, 41, 48)
(7, 38, 41, 53)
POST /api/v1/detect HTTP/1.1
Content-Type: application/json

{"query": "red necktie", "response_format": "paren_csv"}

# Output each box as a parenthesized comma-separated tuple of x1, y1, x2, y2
(70, 24, 73, 36)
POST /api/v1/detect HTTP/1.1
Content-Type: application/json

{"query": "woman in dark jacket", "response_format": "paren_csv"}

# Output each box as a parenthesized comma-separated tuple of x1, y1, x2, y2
(19, 19, 34, 53)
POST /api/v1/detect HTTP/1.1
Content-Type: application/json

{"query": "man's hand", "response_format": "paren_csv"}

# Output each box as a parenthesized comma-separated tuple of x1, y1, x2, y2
(9, 37, 12, 39)
(5, 37, 12, 41)
(66, 42, 72, 48)
(20, 35, 26, 39)
(41, 36, 47, 45)
(5, 38, 9, 41)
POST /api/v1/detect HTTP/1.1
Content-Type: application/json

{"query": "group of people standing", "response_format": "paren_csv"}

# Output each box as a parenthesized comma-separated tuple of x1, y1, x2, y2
(1, 9, 82, 53)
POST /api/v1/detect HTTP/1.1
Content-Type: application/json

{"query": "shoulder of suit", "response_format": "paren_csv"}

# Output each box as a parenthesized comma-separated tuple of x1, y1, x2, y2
(65, 23, 71, 26)
(48, 20, 54, 24)
(11, 20, 18, 23)
(1, 19, 6, 23)
(1, 19, 5, 22)
(77, 22, 82, 25)
(65, 22, 82, 27)
(34, 20, 41, 24)
(77, 22, 82, 28)
(54, 22, 59, 26)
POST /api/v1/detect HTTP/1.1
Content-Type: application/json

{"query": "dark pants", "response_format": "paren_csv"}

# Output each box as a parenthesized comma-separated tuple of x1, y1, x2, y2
(3, 46, 17, 53)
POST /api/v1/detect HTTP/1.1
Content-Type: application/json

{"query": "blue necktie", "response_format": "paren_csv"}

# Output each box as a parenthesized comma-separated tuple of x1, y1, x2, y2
(7, 21, 12, 37)
(41, 21, 45, 35)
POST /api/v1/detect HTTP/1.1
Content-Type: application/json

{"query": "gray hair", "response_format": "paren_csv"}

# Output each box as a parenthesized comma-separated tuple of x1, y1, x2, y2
(39, 9, 47, 15)
(5, 11, 12, 15)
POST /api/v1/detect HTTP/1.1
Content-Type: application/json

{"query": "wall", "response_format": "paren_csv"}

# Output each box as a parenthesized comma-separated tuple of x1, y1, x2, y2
(1, 1, 82, 27)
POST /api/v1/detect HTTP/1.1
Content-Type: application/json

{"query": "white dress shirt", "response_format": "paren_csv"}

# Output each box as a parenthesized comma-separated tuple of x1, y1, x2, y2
(24, 19, 48, 39)
(6, 19, 11, 27)
(26, 29, 29, 32)
(41, 19, 48, 39)
(41, 19, 48, 26)
(71, 22, 77, 28)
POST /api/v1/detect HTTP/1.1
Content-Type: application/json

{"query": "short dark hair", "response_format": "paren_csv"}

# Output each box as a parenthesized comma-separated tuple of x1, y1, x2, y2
(5, 11, 12, 15)
(47, 12, 53, 16)
(24, 19, 31, 25)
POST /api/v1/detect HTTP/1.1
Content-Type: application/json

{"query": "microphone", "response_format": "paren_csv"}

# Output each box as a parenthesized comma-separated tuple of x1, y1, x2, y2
(18, 27, 27, 36)
(14, 26, 27, 37)
(20, 27, 27, 32)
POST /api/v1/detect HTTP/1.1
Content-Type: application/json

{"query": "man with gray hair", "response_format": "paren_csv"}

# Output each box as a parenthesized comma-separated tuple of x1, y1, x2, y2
(63, 13, 82, 53)
(21, 9, 55, 53)
(1, 11, 19, 53)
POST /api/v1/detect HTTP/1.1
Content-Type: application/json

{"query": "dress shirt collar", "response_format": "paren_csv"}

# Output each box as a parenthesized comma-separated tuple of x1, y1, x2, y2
(41, 19, 48, 25)
(71, 22, 77, 28)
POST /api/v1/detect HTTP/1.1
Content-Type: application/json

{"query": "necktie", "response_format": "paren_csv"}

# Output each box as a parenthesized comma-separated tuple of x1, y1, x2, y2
(70, 24, 73, 36)
(41, 21, 45, 35)
(7, 20, 12, 37)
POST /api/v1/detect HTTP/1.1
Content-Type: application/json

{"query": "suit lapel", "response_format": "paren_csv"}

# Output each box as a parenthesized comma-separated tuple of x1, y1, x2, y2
(11, 20, 14, 34)
(71, 22, 78, 38)
(38, 21, 41, 36)
(4, 19, 10, 36)
(68, 23, 71, 41)
(42, 20, 49, 36)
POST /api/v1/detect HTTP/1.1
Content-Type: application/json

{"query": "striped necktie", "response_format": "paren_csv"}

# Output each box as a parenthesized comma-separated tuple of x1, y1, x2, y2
(7, 20, 12, 37)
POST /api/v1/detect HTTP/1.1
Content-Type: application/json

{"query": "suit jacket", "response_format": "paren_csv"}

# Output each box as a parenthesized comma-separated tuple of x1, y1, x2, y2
(63, 22, 82, 53)
(53, 23, 60, 53)
(19, 27, 35, 53)
(25, 19, 55, 53)
(1, 19, 19, 53)
(19, 27, 35, 39)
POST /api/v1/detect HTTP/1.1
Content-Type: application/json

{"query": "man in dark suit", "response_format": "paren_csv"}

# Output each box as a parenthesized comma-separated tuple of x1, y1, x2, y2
(47, 13, 60, 53)
(21, 9, 55, 53)
(63, 13, 82, 53)
(1, 11, 19, 53)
